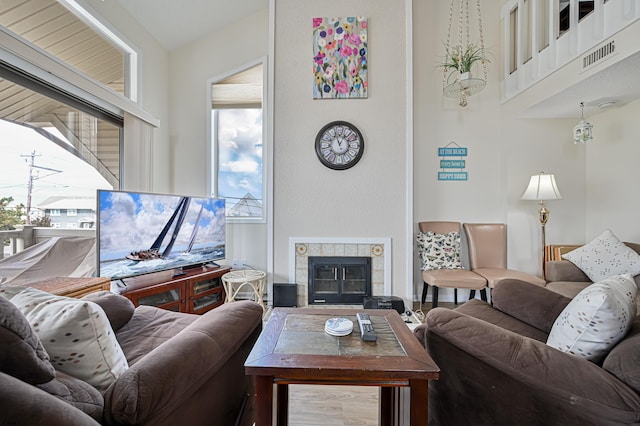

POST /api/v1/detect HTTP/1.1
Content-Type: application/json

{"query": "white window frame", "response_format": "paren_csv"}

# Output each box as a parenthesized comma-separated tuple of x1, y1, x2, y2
(49, 209, 61, 216)
(59, 0, 139, 102)
(207, 57, 268, 224)
(0, 15, 157, 127)
(67, 209, 78, 216)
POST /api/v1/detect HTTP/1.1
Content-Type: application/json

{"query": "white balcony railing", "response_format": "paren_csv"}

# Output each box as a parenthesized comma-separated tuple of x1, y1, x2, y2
(501, 0, 640, 102)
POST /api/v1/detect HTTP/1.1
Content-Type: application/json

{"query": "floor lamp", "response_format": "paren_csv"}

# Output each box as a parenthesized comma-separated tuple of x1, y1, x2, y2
(521, 172, 562, 279)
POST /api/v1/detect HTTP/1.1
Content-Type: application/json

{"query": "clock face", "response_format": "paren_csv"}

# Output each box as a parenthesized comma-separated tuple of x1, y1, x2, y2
(315, 121, 364, 170)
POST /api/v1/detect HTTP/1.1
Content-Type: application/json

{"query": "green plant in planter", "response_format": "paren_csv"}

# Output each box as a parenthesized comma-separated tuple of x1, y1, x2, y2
(439, 43, 490, 75)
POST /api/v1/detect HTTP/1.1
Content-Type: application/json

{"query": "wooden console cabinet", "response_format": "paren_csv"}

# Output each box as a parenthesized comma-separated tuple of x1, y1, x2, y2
(120, 266, 231, 314)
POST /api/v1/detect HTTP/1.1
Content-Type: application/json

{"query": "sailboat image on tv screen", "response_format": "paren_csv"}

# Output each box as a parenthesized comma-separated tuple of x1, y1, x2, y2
(126, 197, 192, 261)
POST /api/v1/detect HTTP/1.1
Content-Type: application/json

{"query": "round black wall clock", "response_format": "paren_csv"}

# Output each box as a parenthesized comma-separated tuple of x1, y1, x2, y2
(315, 121, 364, 170)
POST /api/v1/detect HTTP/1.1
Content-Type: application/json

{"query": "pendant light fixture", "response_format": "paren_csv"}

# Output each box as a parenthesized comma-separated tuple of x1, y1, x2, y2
(573, 102, 593, 144)
(441, 0, 490, 107)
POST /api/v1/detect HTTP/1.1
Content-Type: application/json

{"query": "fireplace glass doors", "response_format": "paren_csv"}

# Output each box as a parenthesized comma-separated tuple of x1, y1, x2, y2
(308, 256, 371, 304)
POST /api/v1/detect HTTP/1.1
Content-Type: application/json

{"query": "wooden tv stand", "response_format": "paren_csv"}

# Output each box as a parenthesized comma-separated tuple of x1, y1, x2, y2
(119, 266, 231, 314)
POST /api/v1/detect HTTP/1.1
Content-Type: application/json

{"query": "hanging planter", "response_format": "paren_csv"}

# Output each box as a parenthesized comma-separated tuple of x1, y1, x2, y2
(438, 0, 491, 107)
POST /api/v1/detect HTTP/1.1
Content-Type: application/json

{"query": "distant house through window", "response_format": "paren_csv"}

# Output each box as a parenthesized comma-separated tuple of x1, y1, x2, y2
(210, 61, 265, 221)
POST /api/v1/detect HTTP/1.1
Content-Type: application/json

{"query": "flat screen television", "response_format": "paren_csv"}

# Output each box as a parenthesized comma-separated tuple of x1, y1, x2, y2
(97, 189, 226, 281)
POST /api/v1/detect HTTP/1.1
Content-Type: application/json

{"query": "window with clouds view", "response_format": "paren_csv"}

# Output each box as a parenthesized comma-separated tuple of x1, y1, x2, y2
(215, 109, 263, 218)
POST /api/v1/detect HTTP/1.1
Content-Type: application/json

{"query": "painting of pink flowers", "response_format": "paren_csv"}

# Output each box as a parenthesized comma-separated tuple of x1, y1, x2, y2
(313, 17, 368, 99)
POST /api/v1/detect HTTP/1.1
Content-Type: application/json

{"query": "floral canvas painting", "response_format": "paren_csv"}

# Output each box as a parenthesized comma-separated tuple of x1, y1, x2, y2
(313, 17, 368, 99)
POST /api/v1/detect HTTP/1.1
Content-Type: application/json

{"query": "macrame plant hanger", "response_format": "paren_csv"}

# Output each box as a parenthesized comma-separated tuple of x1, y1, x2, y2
(442, 0, 489, 107)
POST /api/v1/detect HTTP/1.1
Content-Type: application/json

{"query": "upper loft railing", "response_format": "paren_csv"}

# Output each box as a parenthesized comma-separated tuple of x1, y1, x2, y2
(501, 0, 640, 102)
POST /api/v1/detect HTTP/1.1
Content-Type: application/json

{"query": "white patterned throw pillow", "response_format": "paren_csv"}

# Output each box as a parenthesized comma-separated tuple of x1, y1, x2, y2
(416, 231, 462, 271)
(547, 274, 637, 363)
(562, 229, 640, 282)
(1, 286, 128, 390)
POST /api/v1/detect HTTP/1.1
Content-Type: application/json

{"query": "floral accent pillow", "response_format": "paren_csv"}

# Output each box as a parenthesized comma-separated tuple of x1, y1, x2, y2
(416, 231, 463, 271)
(547, 273, 637, 363)
(3, 286, 129, 390)
(562, 229, 640, 282)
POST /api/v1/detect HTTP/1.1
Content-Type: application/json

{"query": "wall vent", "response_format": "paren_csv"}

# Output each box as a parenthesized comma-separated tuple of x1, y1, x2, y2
(582, 41, 616, 70)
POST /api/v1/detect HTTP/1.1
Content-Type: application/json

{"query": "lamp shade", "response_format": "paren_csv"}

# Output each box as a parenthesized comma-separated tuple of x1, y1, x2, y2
(521, 172, 562, 201)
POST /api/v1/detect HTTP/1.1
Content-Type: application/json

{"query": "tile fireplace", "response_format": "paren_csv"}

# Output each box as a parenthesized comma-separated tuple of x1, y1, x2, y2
(307, 256, 371, 305)
(289, 237, 391, 307)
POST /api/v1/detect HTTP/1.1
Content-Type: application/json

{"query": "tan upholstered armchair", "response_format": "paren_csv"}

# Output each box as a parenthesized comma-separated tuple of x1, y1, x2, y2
(463, 223, 545, 298)
(418, 221, 487, 308)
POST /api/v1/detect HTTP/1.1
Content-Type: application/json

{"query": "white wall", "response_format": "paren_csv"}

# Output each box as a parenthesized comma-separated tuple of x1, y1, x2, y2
(272, 0, 410, 298)
(412, 1, 505, 299)
(586, 98, 640, 242)
(169, 9, 270, 272)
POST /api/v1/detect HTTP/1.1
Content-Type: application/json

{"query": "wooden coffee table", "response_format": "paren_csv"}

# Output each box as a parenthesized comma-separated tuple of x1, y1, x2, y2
(245, 308, 439, 425)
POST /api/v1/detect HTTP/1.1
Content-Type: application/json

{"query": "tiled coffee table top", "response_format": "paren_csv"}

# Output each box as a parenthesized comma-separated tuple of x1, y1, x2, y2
(274, 313, 406, 357)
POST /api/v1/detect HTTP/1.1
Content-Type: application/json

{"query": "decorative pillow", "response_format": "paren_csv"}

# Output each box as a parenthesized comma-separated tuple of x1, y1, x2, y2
(547, 274, 637, 363)
(562, 229, 640, 282)
(82, 291, 135, 332)
(416, 231, 462, 271)
(602, 315, 640, 394)
(3, 286, 128, 390)
(0, 294, 55, 384)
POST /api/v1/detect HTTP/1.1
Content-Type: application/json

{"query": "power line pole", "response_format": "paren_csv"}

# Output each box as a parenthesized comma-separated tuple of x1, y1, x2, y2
(20, 151, 62, 225)
(21, 150, 39, 225)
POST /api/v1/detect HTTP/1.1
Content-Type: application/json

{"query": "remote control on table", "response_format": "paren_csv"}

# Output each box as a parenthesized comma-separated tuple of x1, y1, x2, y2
(356, 312, 377, 342)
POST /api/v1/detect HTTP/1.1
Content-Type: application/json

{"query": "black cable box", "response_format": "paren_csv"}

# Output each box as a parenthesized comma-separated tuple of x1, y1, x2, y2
(363, 296, 405, 314)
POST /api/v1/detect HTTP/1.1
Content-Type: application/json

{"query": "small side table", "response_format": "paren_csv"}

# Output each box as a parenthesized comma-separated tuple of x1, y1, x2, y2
(221, 270, 266, 311)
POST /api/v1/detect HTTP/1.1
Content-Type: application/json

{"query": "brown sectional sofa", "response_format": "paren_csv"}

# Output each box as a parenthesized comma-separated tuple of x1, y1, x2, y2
(545, 242, 640, 300)
(0, 291, 263, 425)
(414, 279, 640, 425)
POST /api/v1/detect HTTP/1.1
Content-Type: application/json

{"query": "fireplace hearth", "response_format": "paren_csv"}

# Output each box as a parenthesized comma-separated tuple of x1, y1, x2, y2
(308, 256, 371, 305)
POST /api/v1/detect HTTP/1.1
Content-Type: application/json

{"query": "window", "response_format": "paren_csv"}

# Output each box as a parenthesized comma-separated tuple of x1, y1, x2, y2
(0, 77, 119, 224)
(0, 0, 137, 100)
(210, 61, 265, 221)
(523, 0, 532, 63)
(509, 7, 518, 74)
(538, 0, 550, 52)
(0, 1, 130, 236)
(578, 0, 595, 22)
(558, 0, 570, 37)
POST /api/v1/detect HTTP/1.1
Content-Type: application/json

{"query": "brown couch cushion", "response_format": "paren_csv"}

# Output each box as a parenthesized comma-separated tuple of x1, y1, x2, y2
(37, 370, 104, 422)
(82, 291, 135, 332)
(0, 371, 101, 425)
(545, 280, 591, 299)
(454, 299, 550, 342)
(0, 294, 55, 384)
(115, 305, 197, 365)
(603, 315, 640, 394)
(105, 301, 263, 425)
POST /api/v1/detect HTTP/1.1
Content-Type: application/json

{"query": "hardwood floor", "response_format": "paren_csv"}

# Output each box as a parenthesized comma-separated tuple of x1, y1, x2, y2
(288, 385, 379, 426)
